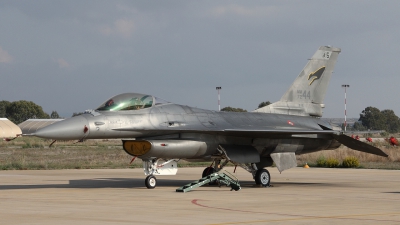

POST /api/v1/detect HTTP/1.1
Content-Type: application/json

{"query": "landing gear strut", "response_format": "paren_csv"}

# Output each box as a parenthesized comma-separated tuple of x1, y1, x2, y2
(210, 145, 272, 187)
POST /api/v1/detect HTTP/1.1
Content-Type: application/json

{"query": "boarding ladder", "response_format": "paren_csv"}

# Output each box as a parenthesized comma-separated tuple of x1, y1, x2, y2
(176, 170, 241, 193)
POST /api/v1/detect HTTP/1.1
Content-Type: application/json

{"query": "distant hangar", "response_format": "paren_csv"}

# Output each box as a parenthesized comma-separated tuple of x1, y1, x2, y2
(0, 118, 22, 138)
(1, 118, 64, 139)
(18, 119, 64, 135)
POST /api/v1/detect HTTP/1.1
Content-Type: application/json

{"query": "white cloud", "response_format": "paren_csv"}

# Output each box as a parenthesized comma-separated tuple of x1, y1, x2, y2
(99, 19, 135, 39)
(0, 47, 13, 63)
(209, 4, 277, 17)
(56, 58, 70, 68)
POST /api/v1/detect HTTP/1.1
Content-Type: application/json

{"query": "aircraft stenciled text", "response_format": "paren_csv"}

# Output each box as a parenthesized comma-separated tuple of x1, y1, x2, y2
(297, 90, 311, 99)
(128, 119, 142, 125)
(322, 51, 331, 59)
(109, 119, 143, 125)
(109, 120, 122, 124)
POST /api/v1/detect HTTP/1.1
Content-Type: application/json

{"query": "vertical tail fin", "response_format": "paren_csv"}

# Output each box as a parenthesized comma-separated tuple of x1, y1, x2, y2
(254, 46, 341, 117)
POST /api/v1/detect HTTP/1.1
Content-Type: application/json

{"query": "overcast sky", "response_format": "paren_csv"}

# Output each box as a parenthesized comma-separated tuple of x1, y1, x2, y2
(1, 1, 399, 118)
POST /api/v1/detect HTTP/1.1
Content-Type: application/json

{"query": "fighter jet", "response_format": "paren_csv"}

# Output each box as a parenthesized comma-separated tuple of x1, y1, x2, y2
(32, 46, 387, 189)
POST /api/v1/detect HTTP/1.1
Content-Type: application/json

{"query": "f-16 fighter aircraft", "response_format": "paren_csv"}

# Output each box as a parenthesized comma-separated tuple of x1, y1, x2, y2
(32, 46, 387, 189)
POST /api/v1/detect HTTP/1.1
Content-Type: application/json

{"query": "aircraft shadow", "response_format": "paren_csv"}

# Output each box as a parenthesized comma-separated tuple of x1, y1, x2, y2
(239, 181, 332, 188)
(0, 178, 335, 190)
(0, 178, 198, 190)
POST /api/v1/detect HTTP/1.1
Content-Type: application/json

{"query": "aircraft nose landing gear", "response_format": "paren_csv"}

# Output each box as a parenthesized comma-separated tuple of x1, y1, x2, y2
(142, 158, 179, 189)
(145, 175, 157, 189)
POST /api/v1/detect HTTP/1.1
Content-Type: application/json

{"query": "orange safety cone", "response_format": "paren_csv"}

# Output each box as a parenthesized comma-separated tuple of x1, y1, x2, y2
(303, 163, 310, 168)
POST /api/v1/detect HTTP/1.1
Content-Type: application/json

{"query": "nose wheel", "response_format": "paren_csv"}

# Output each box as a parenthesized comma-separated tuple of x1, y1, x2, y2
(145, 175, 157, 189)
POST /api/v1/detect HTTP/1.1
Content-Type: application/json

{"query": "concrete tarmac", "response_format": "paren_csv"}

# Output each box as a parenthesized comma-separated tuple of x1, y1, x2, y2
(0, 167, 399, 225)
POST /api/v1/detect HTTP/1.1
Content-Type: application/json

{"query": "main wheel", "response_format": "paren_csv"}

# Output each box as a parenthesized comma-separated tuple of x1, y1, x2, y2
(255, 169, 270, 187)
(145, 175, 157, 189)
(202, 167, 217, 185)
(202, 167, 215, 178)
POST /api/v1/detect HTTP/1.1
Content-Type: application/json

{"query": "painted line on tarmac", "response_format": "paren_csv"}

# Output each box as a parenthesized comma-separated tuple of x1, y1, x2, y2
(191, 199, 400, 224)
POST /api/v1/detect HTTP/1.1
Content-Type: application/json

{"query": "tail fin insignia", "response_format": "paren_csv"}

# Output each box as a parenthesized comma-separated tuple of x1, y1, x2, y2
(308, 66, 326, 85)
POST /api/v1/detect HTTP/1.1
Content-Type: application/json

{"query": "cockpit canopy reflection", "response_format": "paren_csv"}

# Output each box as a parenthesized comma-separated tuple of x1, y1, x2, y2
(96, 93, 169, 111)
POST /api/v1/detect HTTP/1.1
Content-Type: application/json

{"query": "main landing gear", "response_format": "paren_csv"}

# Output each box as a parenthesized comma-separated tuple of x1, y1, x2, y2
(255, 169, 270, 187)
(202, 161, 271, 187)
(202, 166, 218, 185)
(202, 167, 215, 178)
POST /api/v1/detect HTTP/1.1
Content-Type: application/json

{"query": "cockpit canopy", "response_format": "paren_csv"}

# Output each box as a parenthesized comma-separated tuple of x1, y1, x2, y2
(96, 93, 169, 111)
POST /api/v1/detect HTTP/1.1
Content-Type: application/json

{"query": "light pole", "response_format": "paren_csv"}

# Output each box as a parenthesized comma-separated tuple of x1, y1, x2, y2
(342, 84, 350, 132)
(216, 87, 221, 111)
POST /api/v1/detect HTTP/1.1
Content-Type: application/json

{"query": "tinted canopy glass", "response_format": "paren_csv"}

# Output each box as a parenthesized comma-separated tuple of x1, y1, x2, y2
(96, 93, 157, 111)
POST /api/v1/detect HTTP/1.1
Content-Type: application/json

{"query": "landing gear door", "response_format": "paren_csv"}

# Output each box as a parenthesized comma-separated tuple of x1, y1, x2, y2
(270, 152, 297, 173)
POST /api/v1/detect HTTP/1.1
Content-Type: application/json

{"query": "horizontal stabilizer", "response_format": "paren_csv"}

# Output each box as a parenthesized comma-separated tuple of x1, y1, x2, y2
(333, 134, 388, 157)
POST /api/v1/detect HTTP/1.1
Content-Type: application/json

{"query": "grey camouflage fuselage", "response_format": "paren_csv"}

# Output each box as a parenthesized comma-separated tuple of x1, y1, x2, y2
(32, 46, 387, 188)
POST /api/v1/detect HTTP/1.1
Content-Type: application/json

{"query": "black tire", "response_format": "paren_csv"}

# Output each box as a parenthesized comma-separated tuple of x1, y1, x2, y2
(202, 167, 217, 185)
(202, 167, 215, 178)
(145, 175, 157, 189)
(255, 169, 270, 187)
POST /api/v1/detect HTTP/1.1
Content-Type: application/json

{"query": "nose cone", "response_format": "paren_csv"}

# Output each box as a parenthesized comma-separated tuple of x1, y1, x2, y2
(35, 116, 89, 140)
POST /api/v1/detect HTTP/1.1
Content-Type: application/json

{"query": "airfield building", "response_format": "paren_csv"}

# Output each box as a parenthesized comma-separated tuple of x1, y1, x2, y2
(18, 119, 64, 135)
(0, 118, 22, 138)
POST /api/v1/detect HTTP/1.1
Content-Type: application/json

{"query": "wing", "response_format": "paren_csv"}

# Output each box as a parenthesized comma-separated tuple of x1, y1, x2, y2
(114, 127, 388, 157)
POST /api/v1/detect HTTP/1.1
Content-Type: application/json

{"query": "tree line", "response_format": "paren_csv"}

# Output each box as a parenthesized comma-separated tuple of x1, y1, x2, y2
(357, 106, 400, 133)
(221, 101, 271, 112)
(0, 100, 60, 125)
